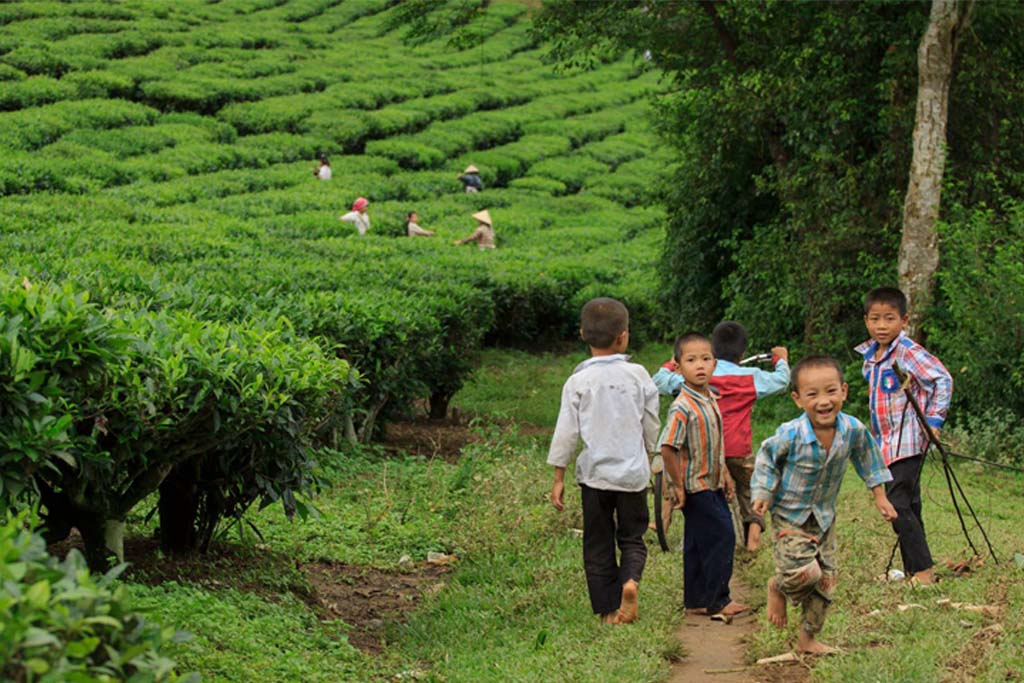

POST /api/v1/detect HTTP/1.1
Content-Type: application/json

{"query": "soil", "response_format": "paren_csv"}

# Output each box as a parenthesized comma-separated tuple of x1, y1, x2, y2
(49, 531, 451, 654)
(302, 560, 452, 654)
(382, 411, 548, 461)
(667, 580, 810, 683)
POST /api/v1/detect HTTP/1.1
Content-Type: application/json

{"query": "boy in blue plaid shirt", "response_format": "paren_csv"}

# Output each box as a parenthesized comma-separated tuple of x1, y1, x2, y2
(752, 356, 897, 654)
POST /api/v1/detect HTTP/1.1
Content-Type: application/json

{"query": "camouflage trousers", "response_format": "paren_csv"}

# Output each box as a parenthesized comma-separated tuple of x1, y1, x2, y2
(771, 514, 837, 635)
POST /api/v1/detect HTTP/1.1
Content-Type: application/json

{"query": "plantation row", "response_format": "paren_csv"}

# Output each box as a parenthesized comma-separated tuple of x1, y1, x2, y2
(0, 0, 669, 567)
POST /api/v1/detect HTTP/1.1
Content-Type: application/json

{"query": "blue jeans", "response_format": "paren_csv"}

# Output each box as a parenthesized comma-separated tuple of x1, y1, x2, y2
(682, 489, 735, 613)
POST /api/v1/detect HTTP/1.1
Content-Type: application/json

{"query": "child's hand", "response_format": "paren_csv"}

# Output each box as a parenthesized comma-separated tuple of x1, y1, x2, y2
(771, 346, 789, 363)
(723, 474, 735, 501)
(876, 496, 898, 522)
(671, 483, 686, 510)
(550, 480, 565, 511)
(752, 499, 769, 517)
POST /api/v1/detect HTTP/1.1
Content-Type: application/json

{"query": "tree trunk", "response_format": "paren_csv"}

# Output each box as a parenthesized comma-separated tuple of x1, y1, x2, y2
(899, 0, 973, 337)
(429, 391, 450, 421)
(158, 464, 199, 554)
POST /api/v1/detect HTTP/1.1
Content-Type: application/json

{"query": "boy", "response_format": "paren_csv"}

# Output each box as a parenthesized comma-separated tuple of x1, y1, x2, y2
(752, 356, 897, 654)
(654, 321, 790, 551)
(548, 298, 660, 624)
(659, 332, 748, 617)
(857, 287, 952, 586)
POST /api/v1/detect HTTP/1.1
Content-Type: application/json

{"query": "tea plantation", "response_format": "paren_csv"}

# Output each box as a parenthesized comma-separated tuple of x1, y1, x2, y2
(0, 0, 670, 561)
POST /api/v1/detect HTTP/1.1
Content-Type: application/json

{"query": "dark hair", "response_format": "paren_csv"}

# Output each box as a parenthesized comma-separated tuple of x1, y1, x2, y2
(791, 355, 844, 392)
(407, 211, 417, 220)
(673, 331, 711, 362)
(319, 155, 329, 165)
(864, 287, 907, 317)
(711, 321, 747, 363)
(580, 298, 629, 349)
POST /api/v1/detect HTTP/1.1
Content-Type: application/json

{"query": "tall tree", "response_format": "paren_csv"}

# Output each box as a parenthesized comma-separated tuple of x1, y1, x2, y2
(899, 0, 974, 337)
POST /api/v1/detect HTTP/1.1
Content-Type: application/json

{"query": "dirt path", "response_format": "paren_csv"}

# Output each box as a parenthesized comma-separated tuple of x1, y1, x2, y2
(668, 580, 759, 683)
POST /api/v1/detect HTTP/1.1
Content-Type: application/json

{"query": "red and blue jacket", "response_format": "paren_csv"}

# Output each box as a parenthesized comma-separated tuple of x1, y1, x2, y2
(653, 358, 790, 458)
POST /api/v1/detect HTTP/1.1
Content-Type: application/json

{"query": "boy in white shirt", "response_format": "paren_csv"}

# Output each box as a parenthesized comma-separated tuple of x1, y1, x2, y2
(548, 298, 661, 624)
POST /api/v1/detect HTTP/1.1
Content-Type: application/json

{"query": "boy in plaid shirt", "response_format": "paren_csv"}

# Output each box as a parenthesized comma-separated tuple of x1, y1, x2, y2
(856, 287, 952, 586)
(753, 356, 896, 654)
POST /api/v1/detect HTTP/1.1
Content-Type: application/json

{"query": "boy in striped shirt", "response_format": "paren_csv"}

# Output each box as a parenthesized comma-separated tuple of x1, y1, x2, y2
(659, 332, 749, 617)
(857, 287, 952, 586)
(752, 356, 897, 654)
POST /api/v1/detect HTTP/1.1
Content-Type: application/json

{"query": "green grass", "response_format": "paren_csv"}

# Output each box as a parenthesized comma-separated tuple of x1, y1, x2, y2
(122, 346, 1023, 682)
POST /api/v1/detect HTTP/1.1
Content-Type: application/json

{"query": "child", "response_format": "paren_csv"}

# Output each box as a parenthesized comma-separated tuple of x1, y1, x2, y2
(340, 197, 370, 235)
(659, 332, 748, 617)
(752, 356, 897, 654)
(406, 211, 434, 237)
(653, 321, 790, 551)
(548, 298, 660, 624)
(453, 209, 496, 249)
(856, 287, 952, 586)
(458, 164, 483, 193)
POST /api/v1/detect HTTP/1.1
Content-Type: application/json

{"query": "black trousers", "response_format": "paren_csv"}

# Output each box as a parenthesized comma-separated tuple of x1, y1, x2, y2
(581, 484, 649, 615)
(682, 489, 734, 613)
(886, 454, 934, 574)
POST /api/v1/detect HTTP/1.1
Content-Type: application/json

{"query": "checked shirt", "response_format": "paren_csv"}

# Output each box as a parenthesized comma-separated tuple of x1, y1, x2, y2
(751, 412, 892, 532)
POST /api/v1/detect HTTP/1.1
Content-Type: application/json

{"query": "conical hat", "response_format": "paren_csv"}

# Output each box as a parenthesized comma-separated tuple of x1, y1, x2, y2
(472, 209, 492, 226)
(464, 165, 479, 174)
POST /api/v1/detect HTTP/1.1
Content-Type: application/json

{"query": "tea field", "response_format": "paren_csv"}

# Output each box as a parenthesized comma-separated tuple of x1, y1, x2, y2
(0, 0, 670, 559)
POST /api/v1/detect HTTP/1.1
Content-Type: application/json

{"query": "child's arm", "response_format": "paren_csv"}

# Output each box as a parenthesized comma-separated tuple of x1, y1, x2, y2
(550, 466, 566, 511)
(547, 380, 580, 511)
(871, 485, 898, 522)
(661, 444, 687, 509)
(752, 347, 791, 398)
(750, 428, 789, 516)
(652, 359, 683, 396)
(899, 344, 953, 433)
(642, 377, 662, 452)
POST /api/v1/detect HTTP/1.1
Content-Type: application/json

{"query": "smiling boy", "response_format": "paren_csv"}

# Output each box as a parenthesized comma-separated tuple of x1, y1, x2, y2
(659, 332, 748, 618)
(752, 356, 897, 654)
(856, 287, 952, 586)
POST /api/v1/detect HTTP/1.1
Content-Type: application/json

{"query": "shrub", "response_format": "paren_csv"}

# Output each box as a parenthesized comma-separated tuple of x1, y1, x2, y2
(0, 513, 198, 683)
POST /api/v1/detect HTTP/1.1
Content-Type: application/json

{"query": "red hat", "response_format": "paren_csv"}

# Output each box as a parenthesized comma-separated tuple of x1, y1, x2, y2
(352, 197, 369, 211)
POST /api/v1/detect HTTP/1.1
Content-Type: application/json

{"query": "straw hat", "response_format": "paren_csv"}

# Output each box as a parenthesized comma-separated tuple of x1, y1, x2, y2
(472, 209, 492, 226)
(352, 197, 369, 211)
(464, 165, 479, 174)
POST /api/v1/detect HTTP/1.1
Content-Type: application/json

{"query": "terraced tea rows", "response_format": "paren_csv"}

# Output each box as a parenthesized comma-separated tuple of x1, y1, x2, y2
(0, 0, 669, 560)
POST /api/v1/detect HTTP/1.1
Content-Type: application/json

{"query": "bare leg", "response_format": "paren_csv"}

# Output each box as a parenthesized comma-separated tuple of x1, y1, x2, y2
(618, 579, 639, 624)
(746, 524, 762, 552)
(766, 577, 787, 628)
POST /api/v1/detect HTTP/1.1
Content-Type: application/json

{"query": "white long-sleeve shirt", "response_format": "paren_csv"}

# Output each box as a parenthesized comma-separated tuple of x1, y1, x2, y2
(340, 211, 370, 235)
(407, 221, 433, 237)
(547, 354, 661, 492)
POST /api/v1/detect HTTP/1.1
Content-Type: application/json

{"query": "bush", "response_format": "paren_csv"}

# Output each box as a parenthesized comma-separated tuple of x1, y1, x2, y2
(0, 513, 198, 683)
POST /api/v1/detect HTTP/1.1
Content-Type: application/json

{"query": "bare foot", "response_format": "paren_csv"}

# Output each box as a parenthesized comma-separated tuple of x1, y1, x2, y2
(685, 607, 708, 615)
(796, 630, 840, 655)
(719, 600, 751, 616)
(600, 611, 619, 625)
(912, 568, 937, 585)
(746, 525, 762, 552)
(619, 580, 639, 623)
(766, 577, 787, 628)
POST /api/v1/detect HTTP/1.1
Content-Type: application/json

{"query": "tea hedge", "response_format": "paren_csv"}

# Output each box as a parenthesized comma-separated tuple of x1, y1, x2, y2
(0, 0, 670, 567)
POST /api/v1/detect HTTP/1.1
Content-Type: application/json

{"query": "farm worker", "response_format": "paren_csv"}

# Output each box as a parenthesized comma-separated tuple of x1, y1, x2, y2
(406, 211, 434, 237)
(340, 197, 371, 235)
(454, 209, 496, 249)
(458, 165, 483, 193)
(314, 155, 331, 180)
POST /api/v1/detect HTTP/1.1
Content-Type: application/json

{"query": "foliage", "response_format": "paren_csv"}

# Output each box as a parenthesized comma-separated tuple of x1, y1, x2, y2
(536, 0, 1024, 379)
(0, 513, 197, 683)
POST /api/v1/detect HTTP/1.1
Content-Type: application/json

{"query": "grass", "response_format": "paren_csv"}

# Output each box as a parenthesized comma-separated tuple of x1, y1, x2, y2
(121, 346, 1023, 682)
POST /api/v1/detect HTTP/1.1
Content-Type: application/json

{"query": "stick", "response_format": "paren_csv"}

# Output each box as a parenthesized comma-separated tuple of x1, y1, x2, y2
(704, 666, 754, 674)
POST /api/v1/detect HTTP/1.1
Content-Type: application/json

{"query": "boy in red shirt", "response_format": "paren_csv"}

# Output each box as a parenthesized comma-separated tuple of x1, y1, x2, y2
(654, 321, 789, 551)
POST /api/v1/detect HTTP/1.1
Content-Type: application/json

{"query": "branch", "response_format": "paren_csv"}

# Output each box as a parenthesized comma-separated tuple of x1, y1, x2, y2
(699, 1, 739, 66)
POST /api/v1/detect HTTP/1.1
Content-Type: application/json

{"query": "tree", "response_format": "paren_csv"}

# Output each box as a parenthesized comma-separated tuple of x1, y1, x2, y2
(899, 0, 974, 337)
